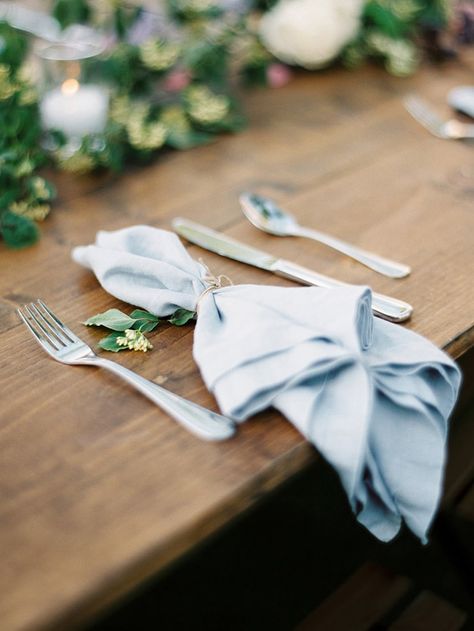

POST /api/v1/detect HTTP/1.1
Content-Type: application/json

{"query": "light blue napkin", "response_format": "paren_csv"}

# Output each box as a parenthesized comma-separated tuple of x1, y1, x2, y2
(73, 225, 461, 542)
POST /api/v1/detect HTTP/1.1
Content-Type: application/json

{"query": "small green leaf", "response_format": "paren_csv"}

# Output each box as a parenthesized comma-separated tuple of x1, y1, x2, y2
(83, 308, 136, 331)
(136, 320, 160, 333)
(168, 308, 195, 326)
(130, 309, 158, 320)
(130, 309, 160, 332)
(98, 331, 127, 352)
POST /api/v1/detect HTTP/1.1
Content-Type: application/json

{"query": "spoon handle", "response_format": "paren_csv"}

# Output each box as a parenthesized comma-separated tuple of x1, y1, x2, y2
(295, 226, 410, 279)
(273, 259, 413, 322)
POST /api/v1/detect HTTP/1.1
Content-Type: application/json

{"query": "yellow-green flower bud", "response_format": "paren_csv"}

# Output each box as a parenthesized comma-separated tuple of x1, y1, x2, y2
(117, 329, 153, 352)
(186, 85, 229, 125)
(139, 39, 180, 72)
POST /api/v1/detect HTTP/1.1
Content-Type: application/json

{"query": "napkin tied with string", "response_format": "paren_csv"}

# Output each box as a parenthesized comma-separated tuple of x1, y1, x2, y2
(73, 225, 461, 542)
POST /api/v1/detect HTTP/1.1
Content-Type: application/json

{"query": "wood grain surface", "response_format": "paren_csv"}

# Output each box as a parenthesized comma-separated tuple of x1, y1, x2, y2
(1, 54, 474, 631)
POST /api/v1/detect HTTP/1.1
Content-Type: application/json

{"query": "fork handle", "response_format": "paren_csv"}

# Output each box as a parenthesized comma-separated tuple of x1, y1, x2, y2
(95, 357, 236, 441)
(295, 227, 411, 279)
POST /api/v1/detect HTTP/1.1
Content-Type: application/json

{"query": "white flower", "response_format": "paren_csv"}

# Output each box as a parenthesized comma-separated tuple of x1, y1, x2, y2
(117, 329, 153, 352)
(259, 0, 364, 70)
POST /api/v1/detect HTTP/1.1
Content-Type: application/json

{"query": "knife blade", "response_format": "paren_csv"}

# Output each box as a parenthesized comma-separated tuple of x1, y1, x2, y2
(172, 217, 413, 323)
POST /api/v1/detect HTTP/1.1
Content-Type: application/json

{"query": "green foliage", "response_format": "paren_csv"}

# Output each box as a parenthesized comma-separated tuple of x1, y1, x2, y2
(168, 308, 196, 326)
(342, 0, 450, 76)
(0, 0, 454, 251)
(167, 0, 223, 23)
(84, 308, 160, 332)
(252, 0, 279, 10)
(85, 306, 195, 352)
(85, 307, 159, 352)
(240, 60, 268, 87)
(52, 0, 91, 29)
(84, 308, 141, 331)
(55, 1, 248, 174)
(364, 1, 414, 38)
(91, 43, 151, 95)
(418, 0, 450, 29)
(0, 22, 28, 71)
(130, 309, 162, 332)
(0, 211, 39, 249)
(0, 23, 55, 249)
(112, 4, 142, 39)
(98, 331, 128, 352)
(183, 40, 229, 87)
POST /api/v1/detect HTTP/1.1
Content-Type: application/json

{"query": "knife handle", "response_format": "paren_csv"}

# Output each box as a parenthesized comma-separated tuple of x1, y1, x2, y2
(273, 259, 413, 323)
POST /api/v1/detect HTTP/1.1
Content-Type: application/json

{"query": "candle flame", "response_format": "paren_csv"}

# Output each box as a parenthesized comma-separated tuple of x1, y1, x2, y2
(61, 78, 79, 96)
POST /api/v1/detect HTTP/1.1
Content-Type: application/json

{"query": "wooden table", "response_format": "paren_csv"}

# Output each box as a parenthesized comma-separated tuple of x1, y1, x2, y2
(1, 56, 473, 631)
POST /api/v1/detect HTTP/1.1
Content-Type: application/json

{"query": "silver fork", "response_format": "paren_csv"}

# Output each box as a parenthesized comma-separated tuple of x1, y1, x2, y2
(17, 299, 236, 441)
(404, 94, 474, 140)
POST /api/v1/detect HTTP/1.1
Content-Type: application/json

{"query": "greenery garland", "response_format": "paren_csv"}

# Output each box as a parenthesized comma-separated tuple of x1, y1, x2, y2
(0, 0, 469, 249)
(343, 0, 452, 75)
(0, 23, 55, 248)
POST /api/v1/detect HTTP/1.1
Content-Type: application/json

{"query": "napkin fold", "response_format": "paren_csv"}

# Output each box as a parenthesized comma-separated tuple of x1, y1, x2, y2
(73, 225, 461, 542)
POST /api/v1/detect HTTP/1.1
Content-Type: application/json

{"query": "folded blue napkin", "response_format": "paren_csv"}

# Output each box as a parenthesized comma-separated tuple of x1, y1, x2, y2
(73, 225, 461, 542)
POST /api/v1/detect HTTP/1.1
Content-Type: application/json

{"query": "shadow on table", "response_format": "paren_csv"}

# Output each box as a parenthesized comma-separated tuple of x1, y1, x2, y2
(88, 351, 474, 631)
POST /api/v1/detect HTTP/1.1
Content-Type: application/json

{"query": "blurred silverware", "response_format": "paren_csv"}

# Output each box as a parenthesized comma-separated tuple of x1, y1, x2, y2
(404, 94, 474, 140)
(448, 85, 474, 119)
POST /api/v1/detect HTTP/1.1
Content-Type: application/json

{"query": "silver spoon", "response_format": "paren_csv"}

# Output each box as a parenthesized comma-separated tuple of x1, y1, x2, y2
(448, 86, 474, 119)
(239, 193, 411, 279)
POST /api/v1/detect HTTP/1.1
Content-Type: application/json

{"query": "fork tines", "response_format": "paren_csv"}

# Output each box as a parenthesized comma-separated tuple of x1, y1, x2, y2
(17, 300, 77, 354)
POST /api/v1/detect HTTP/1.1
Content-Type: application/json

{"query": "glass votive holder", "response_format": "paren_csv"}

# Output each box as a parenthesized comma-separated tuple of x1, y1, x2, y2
(36, 41, 109, 151)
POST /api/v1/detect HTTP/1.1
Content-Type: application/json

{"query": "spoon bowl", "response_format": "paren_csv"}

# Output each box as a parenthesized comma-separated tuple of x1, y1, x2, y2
(239, 192, 411, 279)
(448, 85, 474, 120)
(240, 192, 299, 236)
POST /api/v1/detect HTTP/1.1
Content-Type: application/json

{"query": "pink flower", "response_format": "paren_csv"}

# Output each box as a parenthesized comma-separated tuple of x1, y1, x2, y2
(266, 63, 292, 88)
(164, 69, 191, 92)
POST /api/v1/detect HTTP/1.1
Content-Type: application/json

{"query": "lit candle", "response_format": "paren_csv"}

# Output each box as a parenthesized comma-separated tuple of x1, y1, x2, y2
(40, 78, 109, 138)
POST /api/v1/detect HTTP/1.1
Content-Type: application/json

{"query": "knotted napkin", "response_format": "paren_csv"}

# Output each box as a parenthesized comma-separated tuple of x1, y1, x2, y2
(72, 225, 461, 542)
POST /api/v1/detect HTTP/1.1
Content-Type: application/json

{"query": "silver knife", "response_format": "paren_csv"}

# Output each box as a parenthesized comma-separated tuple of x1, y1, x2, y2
(172, 218, 413, 323)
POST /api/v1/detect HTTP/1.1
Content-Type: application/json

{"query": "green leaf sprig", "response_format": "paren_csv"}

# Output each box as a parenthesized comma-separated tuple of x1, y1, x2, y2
(84, 307, 195, 352)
